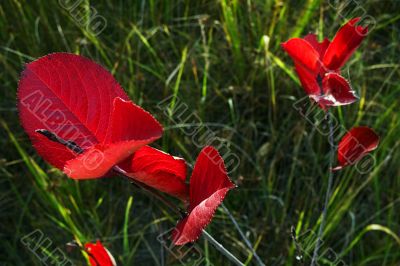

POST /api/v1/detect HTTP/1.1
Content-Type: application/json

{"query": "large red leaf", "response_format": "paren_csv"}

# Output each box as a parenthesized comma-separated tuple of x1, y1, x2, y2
(17, 53, 162, 174)
(333, 127, 379, 171)
(172, 146, 235, 245)
(323, 18, 368, 71)
(18, 53, 129, 169)
(85, 241, 116, 266)
(119, 146, 189, 201)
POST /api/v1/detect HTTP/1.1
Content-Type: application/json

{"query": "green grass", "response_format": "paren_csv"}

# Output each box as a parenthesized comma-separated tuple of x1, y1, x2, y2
(1, 0, 400, 265)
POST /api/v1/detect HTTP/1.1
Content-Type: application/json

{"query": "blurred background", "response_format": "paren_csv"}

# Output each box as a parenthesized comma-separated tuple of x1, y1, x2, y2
(1, 0, 399, 265)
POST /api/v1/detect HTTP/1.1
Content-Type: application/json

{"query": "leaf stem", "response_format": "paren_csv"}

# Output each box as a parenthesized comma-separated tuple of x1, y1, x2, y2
(311, 112, 335, 265)
(221, 204, 265, 266)
(202, 230, 245, 266)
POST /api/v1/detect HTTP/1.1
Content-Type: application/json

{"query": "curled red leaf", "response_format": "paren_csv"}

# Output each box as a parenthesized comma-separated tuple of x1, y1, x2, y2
(333, 127, 379, 171)
(320, 73, 358, 106)
(172, 146, 235, 245)
(119, 146, 189, 201)
(323, 18, 368, 71)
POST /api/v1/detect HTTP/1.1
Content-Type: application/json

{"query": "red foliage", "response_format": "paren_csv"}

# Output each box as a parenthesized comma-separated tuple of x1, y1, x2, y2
(18, 53, 162, 178)
(333, 127, 379, 171)
(119, 146, 189, 201)
(282, 18, 367, 109)
(85, 241, 116, 266)
(18, 53, 237, 248)
(172, 146, 235, 245)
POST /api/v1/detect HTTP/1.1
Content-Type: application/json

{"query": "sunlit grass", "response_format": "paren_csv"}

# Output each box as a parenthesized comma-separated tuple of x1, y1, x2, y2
(1, 0, 400, 265)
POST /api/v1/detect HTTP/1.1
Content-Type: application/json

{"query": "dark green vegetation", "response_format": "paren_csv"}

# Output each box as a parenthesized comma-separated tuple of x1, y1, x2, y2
(1, 0, 400, 265)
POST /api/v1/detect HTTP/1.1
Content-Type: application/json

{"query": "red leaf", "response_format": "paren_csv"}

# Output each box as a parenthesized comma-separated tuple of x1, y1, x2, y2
(172, 146, 235, 245)
(282, 38, 324, 98)
(333, 127, 379, 171)
(320, 73, 358, 106)
(323, 18, 368, 71)
(18, 53, 128, 169)
(281, 38, 322, 75)
(17, 53, 162, 174)
(119, 146, 189, 201)
(85, 241, 116, 266)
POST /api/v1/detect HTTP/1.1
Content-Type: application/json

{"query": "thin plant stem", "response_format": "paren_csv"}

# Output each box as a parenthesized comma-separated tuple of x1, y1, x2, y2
(221, 203, 265, 266)
(311, 112, 335, 266)
(202, 230, 245, 266)
(36, 129, 245, 266)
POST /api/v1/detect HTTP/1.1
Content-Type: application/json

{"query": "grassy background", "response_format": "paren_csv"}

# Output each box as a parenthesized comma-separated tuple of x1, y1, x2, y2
(1, 0, 400, 265)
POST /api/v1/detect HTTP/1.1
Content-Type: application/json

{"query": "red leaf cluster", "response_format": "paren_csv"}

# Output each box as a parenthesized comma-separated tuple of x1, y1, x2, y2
(282, 18, 380, 169)
(282, 18, 367, 109)
(18, 53, 234, 247)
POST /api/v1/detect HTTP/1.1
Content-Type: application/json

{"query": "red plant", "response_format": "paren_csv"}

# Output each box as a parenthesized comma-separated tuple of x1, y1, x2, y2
(17, 53, 188, 200)
(283, 19, 379, 265)
(85, 241, 116, 266)
(333, 126, 379, 171)
(172, 146, 235, 245)
(17, 53, 235, 250)
(18, 53, 235, 245)
(282, 18, 368, 109)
